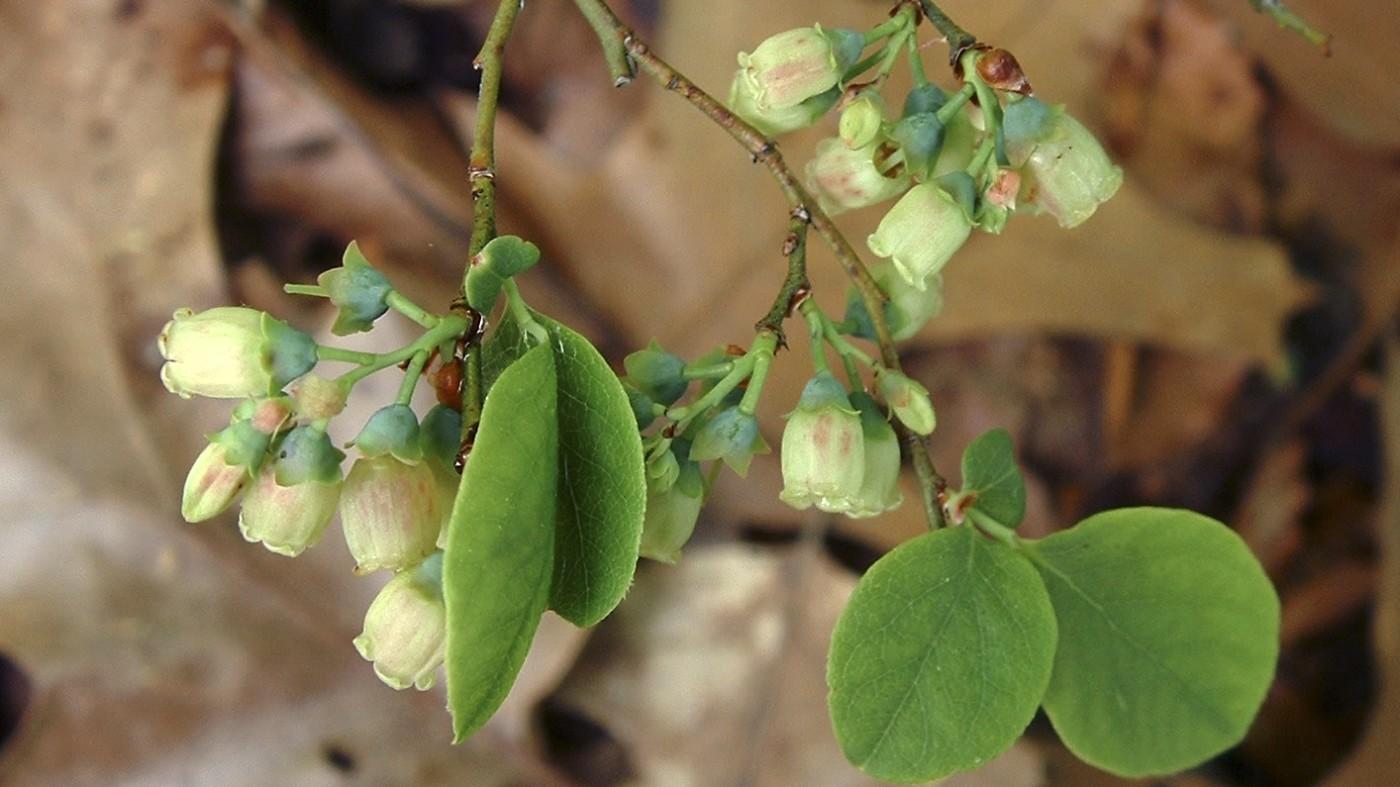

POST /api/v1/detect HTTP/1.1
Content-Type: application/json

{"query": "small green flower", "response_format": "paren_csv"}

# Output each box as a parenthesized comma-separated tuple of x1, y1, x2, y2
(624, 341, 689, 406)
(844, 262, 945, 343)
(159, 307, 317, 399)
(805, 138, 909, 216)
(689, 406, 768, 477)
(867, 182, 973, 288)
(353, 552, 446, 691)
(845, 393, 904, 518)
(838, 93, 885, 150)
(639, 443, 705, 564)
(238, 425, 344, 557)
(876, 370, 937, 436)
(779, 373, 865, 513)
(1004, 97, 1122, 228)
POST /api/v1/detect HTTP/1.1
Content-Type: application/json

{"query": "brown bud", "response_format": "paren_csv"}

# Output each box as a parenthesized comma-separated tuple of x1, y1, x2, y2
(432, 360, 463, 410)
(976, 48, 1032, 95)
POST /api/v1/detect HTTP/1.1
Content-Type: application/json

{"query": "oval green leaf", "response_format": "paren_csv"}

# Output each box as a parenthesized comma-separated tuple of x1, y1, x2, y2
(960, 427, 1026, 527)
(827, 526, 1058, 783)
(1025, 507, 1280, 777)
(481, 310, 646, 627)
(444, 344, 557, 742)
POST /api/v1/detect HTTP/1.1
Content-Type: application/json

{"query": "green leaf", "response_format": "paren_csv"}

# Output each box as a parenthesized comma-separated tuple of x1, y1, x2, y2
(827, 526, 1058, 783)
(1024, 508, 1280, 777)
(464, 266, 506, 313)
(960, 428, 1026, 527)
(443, 344, 557, 743)
(479, 235, 541, 277)
(480, 310, 647, 627)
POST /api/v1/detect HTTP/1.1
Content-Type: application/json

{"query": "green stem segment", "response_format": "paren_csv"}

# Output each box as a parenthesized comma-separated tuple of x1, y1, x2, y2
(738, 331, 779, 416)
(466, 0, 523, 268)
(573, 0, 948, 527)
(317, 345, 380, 366)
(335, 314, 470, 391)
(916, 0, 977, 65)
(396, 350, 430, 405)
(385, 290, 439, 329)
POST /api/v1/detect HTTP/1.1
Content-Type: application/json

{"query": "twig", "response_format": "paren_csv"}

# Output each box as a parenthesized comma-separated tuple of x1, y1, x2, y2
(916, 0, 978, 66)
(466, 0, 523, 262)
(572, 0, 949, 525)
(756, 208, 812, 341)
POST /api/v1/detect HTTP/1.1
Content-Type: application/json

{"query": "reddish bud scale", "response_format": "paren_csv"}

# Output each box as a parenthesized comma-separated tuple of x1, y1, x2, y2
(975, 48, 1032, 95)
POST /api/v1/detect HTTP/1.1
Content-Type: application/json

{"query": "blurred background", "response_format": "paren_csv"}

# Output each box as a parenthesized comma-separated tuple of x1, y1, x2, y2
(1, 0, 1397, 784)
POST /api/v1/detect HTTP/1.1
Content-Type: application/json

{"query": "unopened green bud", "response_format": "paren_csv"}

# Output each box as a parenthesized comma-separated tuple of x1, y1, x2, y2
(1004, 97, 1122, 228)
(318, 241, 392, 335)
(646, 446, 681, 494)
(729, 77, 839, 137)
(625, 341, 688, 406)
(932, 109, 978, 179)
(159, 307, 317, 399)
(890, 113, 946, 182)
(779, 373, 865, 513)
(689, 406, 767, 477)
(805, 138, 909, 216)
(867, 182, 973, 288)
(293, 374, 346, 421)
(877, 370, 936, 436)
(354, 552, 446, 691)
(639, 444, 705, 564)
(625, 383, 657, 431)
(736, 26, 861, 112)
(340, 455, 442, 574)
(839, 93, 885, 149)
(846, 393, 903, 518)
(351, 404, 422, 464)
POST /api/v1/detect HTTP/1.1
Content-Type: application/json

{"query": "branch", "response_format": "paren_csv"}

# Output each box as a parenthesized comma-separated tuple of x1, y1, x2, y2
(467, 0, 523, 261)
(573, 0, 948, 526)
(756, 208, 812, 340)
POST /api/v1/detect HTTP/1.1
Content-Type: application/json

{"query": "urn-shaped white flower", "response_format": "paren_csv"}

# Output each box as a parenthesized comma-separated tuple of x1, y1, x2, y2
(867, 182, 973, 288)
(779, 373, 865, 513)
(159, 307, 317, 399)
(353, 552, 446, 691)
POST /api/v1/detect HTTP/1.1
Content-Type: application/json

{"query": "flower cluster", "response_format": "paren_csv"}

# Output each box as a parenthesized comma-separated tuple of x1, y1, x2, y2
(159, 243, 468, 692)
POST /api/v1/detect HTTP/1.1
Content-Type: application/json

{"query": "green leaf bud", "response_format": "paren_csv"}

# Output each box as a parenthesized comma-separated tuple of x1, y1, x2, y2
(867, 182, 973, 288)
(350, 404, 423, 464)
(1004, 97, 1122, 228)
(689, 406, 768, 477)
(805, 138, 910, 216)
(736, 26, 858, 112)
(902, 83, 949, 118)
(729, 75, 839, 137)
(159, 307, 317, 399)
(779, 373, 865, 513)
(624, 341, 689, 406)
(639, 448, 705, 564)
(353, 551, 446, 691)
(838, 93, 885, 150)
(876, 369, 936, 436)
(890, 113, 946, 182)
(845, 392, 904, 518)
(318, 241, 392, 336)
(340, 454, 443, 574)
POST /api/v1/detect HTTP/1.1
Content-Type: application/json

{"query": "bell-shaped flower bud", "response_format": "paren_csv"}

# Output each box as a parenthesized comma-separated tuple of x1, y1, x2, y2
(341, 453, 441, 574)
(779, 373, 865, 513)
(932, 109, 978, 179)
(159, 307, 318, 399)
(353, 552, 446, 691)
(239, 425, 344, 556)
(890, 113, 946, 183)
(419, 404, 463, 550)
(181, 398, 293, 523)
(292, 374, 347, 421)
(689, 406, 768, 477)
(736, 26, 862, 112)
(624, 341, 689, 406)
(839, 93, 885, 150)
(805, 138, 910, 216)
(1003, 97, 1122, 228)
(876, 369, 937, 436)
(729, 76, 839, 137)
(845, 393, 903, 518)
(639, 442, 705, 564)
(844, 262, 945, 343)
(867, 177, 974, 288)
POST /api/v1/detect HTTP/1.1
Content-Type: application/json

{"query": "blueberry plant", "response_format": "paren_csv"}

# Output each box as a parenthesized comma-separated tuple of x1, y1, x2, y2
(159, 0, 1327, 781)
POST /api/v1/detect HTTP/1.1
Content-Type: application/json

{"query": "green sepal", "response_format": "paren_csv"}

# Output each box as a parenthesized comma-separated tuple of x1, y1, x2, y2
(273, 425, 345, 486)
(890, 113, 946, 182)
(210, 418, 273, 471)
(318, 241, 393, 335)
(351, 403, 423, 463)
(902, 83, 948, 118)
(671, 440, 705, 499)
(1002, 96, 1055, 152)
(820, 26, 866, 73)
(933, 171, 978, 223)
(419, 404, 463, 467)
(259, 314, 317, 394)
(646, 446, 681, 494)
(793, 371, 856, 414)
(689, 406, 766, 477)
